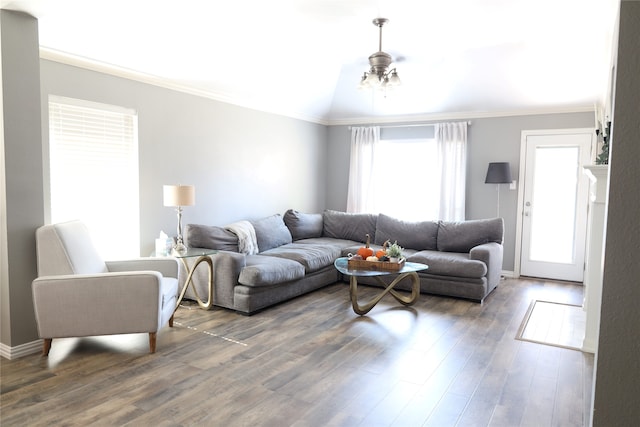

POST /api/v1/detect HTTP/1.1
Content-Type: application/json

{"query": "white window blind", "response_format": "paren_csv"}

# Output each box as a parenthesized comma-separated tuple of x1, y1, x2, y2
(48, 96, 139, 259)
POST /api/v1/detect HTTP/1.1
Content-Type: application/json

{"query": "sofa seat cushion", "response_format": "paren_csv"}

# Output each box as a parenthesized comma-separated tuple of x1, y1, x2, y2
(407, 250, 487, 278)
(295, 237, 362, 251)
(239, 255, 305, 287)
(161, 277, 179, 309)
(260, 243, 341, 273)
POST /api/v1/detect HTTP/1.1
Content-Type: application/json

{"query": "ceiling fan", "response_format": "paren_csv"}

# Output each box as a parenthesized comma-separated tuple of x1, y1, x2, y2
(358, 18, 401, 90)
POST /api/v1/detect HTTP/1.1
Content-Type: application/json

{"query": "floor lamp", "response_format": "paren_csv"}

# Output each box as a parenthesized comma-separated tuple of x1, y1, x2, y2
(485, 162, 512, 218)
(163, 184, 195, 253)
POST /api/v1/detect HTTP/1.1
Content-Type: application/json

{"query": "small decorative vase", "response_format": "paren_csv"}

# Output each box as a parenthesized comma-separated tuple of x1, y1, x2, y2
(390, 257, 399, 263)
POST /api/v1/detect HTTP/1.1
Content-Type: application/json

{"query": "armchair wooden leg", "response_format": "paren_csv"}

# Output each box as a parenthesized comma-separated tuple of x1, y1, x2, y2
(148, 332, 157, 353)
(43, 338, 52, 356)
(169, 314, 174, 327)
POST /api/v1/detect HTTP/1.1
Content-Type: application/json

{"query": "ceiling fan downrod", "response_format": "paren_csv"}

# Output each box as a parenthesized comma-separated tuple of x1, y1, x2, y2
(368, 18, 393, 76)
(373, 17, 388, 52)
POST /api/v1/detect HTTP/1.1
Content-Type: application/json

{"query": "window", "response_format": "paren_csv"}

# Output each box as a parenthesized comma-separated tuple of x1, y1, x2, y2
(48, 96, 139, 259)
(347, 123, 467, 221)
(371, 138, 440, 221)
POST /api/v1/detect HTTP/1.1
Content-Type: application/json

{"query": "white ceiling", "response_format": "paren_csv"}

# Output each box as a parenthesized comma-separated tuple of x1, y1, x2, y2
(2, 0, 619, 124)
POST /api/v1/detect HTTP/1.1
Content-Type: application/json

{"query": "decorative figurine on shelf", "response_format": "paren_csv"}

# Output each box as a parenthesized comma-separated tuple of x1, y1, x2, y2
(596, 120, 611, 165)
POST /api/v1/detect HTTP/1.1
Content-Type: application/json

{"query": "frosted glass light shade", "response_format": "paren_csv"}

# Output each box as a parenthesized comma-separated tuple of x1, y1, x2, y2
(163, 185, 195, 207)
(387, 71, 401, 87)
(364, 72, 380, 86)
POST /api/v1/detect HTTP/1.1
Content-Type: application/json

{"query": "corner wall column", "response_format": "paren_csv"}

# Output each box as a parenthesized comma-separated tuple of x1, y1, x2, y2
(0, 10, 45, 358)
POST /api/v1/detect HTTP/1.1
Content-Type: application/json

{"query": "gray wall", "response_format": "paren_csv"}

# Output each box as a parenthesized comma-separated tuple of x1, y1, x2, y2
(40, 60, 328, 256)
(2, 14, 327, 349)
(326, 112, 594, 271)
(593, 0, 640, 424)
(0, 10, 44, 349)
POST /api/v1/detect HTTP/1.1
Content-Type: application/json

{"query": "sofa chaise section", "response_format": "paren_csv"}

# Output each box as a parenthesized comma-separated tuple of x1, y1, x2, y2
(340, 214, 504, 302)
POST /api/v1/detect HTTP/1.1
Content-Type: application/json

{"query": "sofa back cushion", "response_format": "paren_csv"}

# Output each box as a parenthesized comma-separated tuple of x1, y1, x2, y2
(251, 214, 293, 252)
(283, 209, 324, 240)
(437, 218, 504, 253)
(322, 210, 377, 243)
(374, 213, 439, 250)
(184, 224, 239, 252)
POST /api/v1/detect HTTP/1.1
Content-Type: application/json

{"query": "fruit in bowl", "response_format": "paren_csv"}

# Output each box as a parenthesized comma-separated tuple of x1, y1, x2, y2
(376, 239, 390, 258)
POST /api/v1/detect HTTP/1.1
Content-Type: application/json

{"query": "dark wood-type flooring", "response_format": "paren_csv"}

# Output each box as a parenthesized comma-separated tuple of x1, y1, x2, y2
(1, 277, 593, 426)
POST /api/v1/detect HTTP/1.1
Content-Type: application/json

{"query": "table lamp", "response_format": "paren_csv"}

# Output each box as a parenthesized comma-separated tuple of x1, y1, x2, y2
(163, 184, 195, 253)
(485, 162, 512, 217)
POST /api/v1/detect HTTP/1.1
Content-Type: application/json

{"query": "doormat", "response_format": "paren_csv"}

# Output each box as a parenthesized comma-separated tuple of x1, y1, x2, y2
(515, 300, 585, 351)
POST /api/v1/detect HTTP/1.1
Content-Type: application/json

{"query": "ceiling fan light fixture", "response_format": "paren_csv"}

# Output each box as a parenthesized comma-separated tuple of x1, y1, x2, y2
(358, 18, 401, 91)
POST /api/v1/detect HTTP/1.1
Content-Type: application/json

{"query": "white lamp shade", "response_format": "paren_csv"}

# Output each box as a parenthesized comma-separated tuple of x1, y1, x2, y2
(163, 185, 195, 207)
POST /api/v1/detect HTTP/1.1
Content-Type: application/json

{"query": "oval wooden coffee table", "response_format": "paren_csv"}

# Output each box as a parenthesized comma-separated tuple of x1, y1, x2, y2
(334, 257, 428, 315)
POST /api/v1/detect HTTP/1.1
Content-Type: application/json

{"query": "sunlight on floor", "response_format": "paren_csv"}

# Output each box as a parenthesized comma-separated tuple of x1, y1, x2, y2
(517, 300, 586, 350)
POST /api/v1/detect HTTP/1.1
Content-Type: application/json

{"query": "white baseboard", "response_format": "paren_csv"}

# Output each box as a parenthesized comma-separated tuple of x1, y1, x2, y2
(0, 339, 42, 360)
(501, 270, 516, 278)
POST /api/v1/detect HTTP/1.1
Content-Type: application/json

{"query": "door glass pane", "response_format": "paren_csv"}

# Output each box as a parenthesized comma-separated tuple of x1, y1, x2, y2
(529, 146, 579, 263)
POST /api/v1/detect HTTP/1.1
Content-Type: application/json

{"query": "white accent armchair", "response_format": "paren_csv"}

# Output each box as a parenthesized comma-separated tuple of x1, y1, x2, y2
(32, 221, 179, 355)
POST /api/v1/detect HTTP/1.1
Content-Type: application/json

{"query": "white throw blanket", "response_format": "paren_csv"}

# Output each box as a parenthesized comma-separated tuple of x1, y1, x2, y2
(225, 220, 259, 255)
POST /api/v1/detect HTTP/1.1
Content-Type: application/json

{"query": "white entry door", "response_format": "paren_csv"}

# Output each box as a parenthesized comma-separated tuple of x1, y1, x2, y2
(518, 129, 594, 282)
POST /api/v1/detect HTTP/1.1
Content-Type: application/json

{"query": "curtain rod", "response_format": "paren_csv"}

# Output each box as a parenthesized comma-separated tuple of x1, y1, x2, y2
(348, 121, 471, 130)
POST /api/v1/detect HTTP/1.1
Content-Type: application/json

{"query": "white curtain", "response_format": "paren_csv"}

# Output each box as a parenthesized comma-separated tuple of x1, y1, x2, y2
(346, 126, 380, 213)
(435, 122, 467, 221)
(347, 123, 466, 221)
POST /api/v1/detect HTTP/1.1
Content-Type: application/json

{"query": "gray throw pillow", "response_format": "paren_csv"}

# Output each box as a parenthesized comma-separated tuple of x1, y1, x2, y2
(251, 214, 293, 252)
(184, 224, 239, 252)
(437, 218, 504, 253)
(322, 210, 377, 242)
(374, 213, 439, 250)
(283, 209, 324, 240)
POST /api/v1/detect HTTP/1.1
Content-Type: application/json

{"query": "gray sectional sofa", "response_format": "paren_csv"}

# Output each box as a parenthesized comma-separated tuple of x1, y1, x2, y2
(183, 210, 504, 314)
